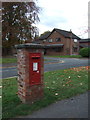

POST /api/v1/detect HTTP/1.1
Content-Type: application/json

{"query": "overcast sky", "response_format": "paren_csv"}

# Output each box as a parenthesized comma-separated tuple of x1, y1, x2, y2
(36, 0, 89, 39)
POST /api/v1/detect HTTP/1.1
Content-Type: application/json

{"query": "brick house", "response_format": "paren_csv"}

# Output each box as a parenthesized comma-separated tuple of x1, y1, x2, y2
(79, 38, 90, 49)
(38, 28, 80, 55)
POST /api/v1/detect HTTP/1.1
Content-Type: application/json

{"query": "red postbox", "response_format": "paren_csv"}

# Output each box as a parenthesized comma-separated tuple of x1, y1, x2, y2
(29, 53, 41, 85)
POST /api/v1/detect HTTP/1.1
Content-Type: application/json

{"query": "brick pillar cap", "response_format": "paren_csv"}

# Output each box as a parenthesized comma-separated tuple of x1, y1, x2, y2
(15, 43, 45, 49)
(15, 43, 64, 49)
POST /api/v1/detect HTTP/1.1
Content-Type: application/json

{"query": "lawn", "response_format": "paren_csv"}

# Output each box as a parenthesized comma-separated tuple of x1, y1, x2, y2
(1, 58, 17, 64)
(2, 66, 89, 119)
(0, 55, 83, 64)
(46, 55, 82, 58)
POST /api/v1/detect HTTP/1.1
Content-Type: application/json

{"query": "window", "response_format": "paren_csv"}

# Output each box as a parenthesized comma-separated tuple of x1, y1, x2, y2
(74, 39, 77, 42)
(48, 39, 53, 42)
(55, 38, 61, 42)
(43, 39, 46, 43)
(53, 47, 63, 52)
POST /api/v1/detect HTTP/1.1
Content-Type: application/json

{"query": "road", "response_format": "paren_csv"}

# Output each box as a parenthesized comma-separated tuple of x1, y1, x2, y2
(1, 57, 89, 79)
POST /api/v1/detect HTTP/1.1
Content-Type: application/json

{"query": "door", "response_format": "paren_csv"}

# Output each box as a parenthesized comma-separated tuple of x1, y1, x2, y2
(29, 53, 41, 85)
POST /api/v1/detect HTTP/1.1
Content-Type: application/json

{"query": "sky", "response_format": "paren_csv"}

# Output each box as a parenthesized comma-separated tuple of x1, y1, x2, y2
(36, 0, 89, 39)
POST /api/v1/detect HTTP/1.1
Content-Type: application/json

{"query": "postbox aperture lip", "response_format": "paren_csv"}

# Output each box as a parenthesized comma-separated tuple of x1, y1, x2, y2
(31, 56, 40, 58)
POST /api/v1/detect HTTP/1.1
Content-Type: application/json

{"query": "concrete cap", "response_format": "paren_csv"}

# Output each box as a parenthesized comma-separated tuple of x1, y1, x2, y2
(15, 43, 45, 49)
(15, 43, 64, 49)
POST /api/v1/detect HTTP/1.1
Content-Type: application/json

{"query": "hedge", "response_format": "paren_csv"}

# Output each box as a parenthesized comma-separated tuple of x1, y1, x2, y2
(79, 47, 90, 57)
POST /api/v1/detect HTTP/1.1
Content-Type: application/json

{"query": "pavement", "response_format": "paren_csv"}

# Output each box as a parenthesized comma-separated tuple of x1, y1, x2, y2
(17, 91, 89, 118)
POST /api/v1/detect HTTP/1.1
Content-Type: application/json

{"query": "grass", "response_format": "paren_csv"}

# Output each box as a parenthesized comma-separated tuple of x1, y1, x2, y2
(46, 55, 82, 58)
(0, 55, 83, 64)
(2, 66, 89, 119)
(0, 58, 17, 64)
(0, 58, 2, 64)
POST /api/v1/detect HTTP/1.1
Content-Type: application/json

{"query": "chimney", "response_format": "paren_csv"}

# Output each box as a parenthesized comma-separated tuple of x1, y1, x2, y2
(69, 29, 72, 38)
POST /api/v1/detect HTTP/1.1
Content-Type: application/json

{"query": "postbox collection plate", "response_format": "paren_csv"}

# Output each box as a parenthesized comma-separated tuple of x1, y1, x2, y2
(29, 53, 41, 85)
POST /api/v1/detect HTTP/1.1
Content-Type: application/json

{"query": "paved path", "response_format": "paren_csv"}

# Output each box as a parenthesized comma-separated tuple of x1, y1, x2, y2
(18, 91, 89, 118)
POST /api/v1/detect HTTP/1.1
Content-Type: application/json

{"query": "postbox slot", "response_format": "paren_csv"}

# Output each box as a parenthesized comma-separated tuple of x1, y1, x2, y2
(32, 56, 40, 58)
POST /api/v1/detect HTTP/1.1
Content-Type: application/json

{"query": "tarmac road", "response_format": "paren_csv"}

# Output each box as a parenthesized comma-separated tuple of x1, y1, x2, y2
(1, 57, 89, 79)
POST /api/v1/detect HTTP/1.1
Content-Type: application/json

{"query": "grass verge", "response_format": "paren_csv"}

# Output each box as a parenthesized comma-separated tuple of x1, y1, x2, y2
(0, 55, 83, 64)
(2, 58, 17, 64)
(46, 55, 82, 58)
(2, 66, 89, 119)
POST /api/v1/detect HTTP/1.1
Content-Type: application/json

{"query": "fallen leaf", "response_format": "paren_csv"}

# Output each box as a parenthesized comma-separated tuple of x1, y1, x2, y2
(68, 76, 71, 79)
(53, 81, 55, 84)
(0, 96, 2, 98)
(47, 87, 50, 88)
(80, 83, 83, 85)
(78, 76, 81, 78)
(55, 93, 58, 96)
(66, 80, 72, 84)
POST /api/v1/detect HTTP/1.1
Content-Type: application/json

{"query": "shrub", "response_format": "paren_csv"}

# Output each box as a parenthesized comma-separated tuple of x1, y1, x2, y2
(79, 47, 90, 57)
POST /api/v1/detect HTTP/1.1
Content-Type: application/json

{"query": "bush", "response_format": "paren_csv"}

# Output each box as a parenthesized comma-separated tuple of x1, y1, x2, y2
(79, 47, 90, 57)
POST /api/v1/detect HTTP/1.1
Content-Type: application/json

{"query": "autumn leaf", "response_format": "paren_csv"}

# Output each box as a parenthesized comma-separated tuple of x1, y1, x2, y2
(66, 80, 72, 84)
(52, 81, 55, 84)
(78, 75, 81, 78)
(80, 83, 83, 85)
(68, 76, 71, 79)
(47, 87, 50, 89)
(55, 93, 58, 96)
(0, 96, 2, 98)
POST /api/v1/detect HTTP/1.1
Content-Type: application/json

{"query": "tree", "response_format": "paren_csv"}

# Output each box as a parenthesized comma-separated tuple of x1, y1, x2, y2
(2, 1, 40, 55)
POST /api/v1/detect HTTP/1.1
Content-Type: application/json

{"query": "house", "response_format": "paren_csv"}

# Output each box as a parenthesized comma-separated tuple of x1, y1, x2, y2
(38, 28, 81, 55)
(79, 38, 90, 49)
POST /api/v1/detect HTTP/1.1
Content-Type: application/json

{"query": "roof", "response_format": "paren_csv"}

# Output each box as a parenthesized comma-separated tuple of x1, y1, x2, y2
(53, 28, 80, 40)
(79, 44, 90, 48)
(39, 32, 51, 40)
(39, 28, 81, 40)
(79, 38, 90, 43)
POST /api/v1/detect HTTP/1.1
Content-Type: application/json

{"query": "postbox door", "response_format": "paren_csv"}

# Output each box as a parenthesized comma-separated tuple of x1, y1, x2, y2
(29, 53, 41, 85)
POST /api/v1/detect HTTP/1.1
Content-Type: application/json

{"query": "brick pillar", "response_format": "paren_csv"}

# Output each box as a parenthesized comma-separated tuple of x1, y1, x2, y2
(15, 43, 44, 104)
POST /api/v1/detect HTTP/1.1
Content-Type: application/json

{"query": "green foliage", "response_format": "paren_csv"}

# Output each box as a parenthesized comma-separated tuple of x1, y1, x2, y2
(79, 47, 90, 57)
(2, 67, 88, 118)
(46, 55, 82, 58)
(0, 58, 17, 64)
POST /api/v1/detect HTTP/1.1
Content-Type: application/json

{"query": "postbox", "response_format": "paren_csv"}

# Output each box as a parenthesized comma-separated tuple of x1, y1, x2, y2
(29, 53, 41, 85)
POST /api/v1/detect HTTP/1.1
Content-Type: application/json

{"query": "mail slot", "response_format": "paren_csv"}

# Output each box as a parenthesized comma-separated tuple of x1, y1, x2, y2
(32, 56, 40, 58)
(29, 53, 41, 85)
